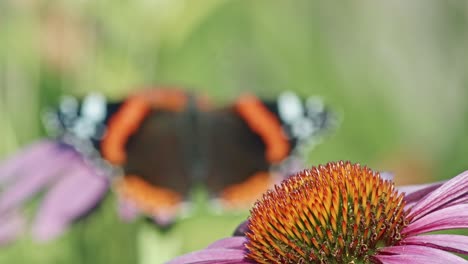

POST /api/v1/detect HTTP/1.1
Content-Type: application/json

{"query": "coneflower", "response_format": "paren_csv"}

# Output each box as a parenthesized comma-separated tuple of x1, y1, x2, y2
(168, 161, 468, 264)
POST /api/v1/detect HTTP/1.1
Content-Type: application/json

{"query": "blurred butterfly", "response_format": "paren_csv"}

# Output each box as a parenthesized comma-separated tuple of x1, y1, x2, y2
(0, 88, 335, 243)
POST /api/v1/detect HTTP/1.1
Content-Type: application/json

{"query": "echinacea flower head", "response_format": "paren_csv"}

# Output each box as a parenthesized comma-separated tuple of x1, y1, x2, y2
(168, 161, 468, 264)
(245, 161, 406, 263)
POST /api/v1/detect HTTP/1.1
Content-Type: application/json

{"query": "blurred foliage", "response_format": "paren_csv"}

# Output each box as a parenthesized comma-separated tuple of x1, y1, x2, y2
(1, 0, 468, 263)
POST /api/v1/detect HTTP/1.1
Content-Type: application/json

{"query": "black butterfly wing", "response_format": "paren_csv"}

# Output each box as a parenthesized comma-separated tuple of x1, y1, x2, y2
(99, 90, 195, 225)
(200, 95, 291, 210)
(123, 110, 192, 199)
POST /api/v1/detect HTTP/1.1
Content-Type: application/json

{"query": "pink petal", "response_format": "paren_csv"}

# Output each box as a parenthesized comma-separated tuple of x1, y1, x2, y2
(403, 204, 468, 235)
(376, 245, 467, 264)
(206, 237, 246, 250)
(0, 150, 78, 213)
(151, 212, 178, 228)
(233, 220, 249, 236)
(407, 171, 468, 221)
(117, 194, 181, 227)
(445, 195, 468, 207)
(402, 234, 468, 255)
(0, 211, 24, 245)
(166, 248, 250, 264)
(31, 162, 109, 241)
(117, 198, 140, 222)
(379, 171, 394, 182)
(277, 156, 306, 178)
(0, 140, 58, 184)
(398, 181, 445, 205)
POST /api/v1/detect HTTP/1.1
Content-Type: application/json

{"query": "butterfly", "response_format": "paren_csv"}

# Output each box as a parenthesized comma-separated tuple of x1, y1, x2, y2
(0, 87, 335, 242)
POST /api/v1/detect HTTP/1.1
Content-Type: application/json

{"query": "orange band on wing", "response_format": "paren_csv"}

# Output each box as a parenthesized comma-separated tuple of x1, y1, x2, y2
(235, 94, 290, 163)
(101, 89, 188, 164)
(115, 175, 182, 216)
(220, 172, 274, 209)
(136, 89, 188, 111)
(101, 96, 151, 164)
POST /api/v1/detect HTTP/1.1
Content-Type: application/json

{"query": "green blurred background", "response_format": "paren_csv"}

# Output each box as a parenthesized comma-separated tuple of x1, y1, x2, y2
(1, 1, 468, 263)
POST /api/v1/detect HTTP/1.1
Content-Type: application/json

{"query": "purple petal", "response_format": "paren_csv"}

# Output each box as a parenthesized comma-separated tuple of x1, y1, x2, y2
(375, 245, 467, 264)
(206, 237, 246, 250)
(150, 201, 187, 227)
(402, 234, 468, 255)
(117, 198, 140, 222)
(117, 195, 180, 227)
(166, 248, 250, 264)
(406, 171, 468, 221)
(379, 171, 394, 182)
(31, 162, 109, 241)
(233, 220, 249, 236)
(445, 194, 468, 207)
(0, 211, 24, 245)
(151, 211, 178, 228)
(0, 149, 78, 214)
(398, 181, 445, 205)
(403, 204, 468, 235)
(277, 156, 306, 178)
(0, 140, 59, 184)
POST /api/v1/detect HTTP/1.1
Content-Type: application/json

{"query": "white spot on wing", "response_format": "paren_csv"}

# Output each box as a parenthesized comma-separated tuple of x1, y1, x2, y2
(81, 93, 107, 122)
(278, 91, 303, 124)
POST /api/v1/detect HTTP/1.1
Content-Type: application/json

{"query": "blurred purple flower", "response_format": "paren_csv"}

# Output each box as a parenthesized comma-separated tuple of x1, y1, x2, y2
(0, 140, 109, 243)
(0, 211, 25, 245)
(167, 162, 468, 264)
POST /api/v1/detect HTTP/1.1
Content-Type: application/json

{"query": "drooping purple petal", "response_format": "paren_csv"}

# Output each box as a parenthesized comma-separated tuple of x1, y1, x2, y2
(402, 234, 468, 255)
(0, 211, 24, 245)
(233, 220, 249, 236)
(0, 140, 59, 184)
(31, 162, 109, 241)
(206, 237, 246, 250)
(278, 156, 306, 179)
(379, 171, 394, 182)
(375, 245, 468, 264)
(445, 194, 468, 207)
(406, 171, 468, 221)
(151, 208, 181, 227)
(398, 181, 445, 205)
(166, 248, 250, 264)
(117, 198, 140, 222)
(403, 204, 468, 235)
(0, 150, 78, 214)
(118, 194, 182, 227)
